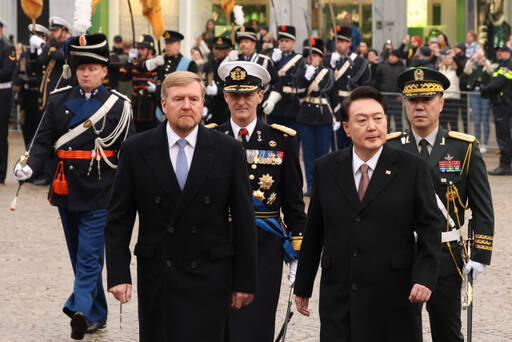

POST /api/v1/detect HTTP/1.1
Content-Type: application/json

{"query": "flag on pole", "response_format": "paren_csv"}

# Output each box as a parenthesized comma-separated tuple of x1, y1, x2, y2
(21, 0, 44, 30)
(221, 0, 235, 18)
(140, 0, 165, 38)
(91, 0, 101, 15)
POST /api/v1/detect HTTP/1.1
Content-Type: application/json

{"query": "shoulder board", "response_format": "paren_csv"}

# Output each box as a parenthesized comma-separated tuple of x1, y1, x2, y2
(110, 89, 130, 102)
(205, 123, 218, 129)
(49, 85, 73, 95)
(386, 131, 403, 141)
(448, 131, 476, 143)
(271, 123, 296, 137)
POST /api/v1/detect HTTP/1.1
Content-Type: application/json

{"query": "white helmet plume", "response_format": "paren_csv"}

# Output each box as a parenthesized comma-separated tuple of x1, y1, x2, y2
(233, 5, 245, 27)
(74, 0, 92, 35)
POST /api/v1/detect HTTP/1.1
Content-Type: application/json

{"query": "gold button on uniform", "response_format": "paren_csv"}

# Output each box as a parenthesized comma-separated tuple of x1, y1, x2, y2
(249, 175, 255, 180)
(251, 164, 257, 169)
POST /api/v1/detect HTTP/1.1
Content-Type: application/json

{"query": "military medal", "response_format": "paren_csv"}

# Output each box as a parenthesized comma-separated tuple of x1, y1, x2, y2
(269, 140, 277, 147)
(439, 160, 461, 172)
(258, 174, 274, 190)
(267, 192, 277, 205)
(253, 189, 265, 201)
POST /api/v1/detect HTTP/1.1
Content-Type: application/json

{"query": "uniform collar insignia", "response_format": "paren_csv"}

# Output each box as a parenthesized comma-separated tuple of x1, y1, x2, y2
(444, 154, 454, 161)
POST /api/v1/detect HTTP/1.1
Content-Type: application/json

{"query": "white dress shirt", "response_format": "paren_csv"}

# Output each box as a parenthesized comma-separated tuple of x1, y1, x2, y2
(412, 126, 438, 155)
(230, 117, 257, 142)
(166, 124, 198, 173)
(352, 146, 383, 191)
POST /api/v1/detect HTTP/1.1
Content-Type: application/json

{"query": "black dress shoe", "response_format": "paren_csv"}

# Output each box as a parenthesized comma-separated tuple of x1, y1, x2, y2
(86, 321, 106, 333)
(32, 176, 51, 186)
(488, 165, 512, 176)
(70, 312, 88, 340)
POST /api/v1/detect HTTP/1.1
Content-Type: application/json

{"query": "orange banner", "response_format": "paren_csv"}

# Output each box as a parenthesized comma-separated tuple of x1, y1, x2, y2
(221, 0, 235, 18)
(140, 0, 165, 38)
(91, 0, 101, 15)
(21, 0, 43, 21)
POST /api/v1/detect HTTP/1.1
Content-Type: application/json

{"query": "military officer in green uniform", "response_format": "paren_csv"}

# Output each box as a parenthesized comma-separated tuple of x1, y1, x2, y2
(387, 67, 494, 342)
(215, 61, 306, 342)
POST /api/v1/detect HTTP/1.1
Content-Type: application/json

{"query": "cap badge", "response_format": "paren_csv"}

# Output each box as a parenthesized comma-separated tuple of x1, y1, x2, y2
(414, 69, 424, 81)
(79, 35, 87, 46)
(230, 67, 247, 81)
(164, 32, 170, 39)
(138, 35, 144, 43)
(217, 37, 223, 45)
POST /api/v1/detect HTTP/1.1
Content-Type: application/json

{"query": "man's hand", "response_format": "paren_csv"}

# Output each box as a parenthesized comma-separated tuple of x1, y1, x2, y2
(464, 260, 486, 280)
(295, 296, 310, 316)
(305, 65, 316, 81)
(227, 50, 239, 62)
(408, 283, 432, 303)
(330, 52, 341, 68)
(231, 292, 254, 309)
(206, 81, 218, 96)
(128, 48, 139, 63)
(29, 35, 45, 53)
(13, 163, 33, 181)
(333, 121, 341, 131)
(271, 48, 282, 63)
(145, 55, 164, 71)
(109, 284, 132, 304)
(146, 81, 157, 93)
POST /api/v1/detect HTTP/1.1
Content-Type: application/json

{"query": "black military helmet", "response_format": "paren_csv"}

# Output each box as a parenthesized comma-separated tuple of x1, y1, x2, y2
(68, 33, 109, 68)
(335, 26, 352, 41)
(397, 67, 451, 98)
(212, 36, 232, 50)
(278, 25, 296, 41)
(303, 38, 325, 57)
(136, 34, 156, 53)
(235, 26, 257, 43)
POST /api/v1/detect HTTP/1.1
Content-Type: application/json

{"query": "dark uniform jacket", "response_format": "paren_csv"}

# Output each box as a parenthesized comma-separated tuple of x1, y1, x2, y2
(120, 60, 159, 122)
(294, 145, 441, 342)
(375, 60, 405, 92)
(387, 128, 494, 272)
(480, 58, 512, 105)
(104, 122, 258, 342)
(202, 57, 229, 124)
(0, 38, 15, 84)
(323, 52, 371, 103)
(295, 64, 340, 126)
(271, 51, 304, 119)
(156, 53, 198, 80)
(36, 42, 73, 110)
(27, 85, 135, 211)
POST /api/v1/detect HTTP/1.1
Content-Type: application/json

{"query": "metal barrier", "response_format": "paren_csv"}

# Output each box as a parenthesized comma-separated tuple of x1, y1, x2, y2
(381, 90, 498, 150)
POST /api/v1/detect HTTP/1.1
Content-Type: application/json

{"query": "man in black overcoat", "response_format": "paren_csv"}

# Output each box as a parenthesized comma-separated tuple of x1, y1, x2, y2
(104, 71, 258, 342)
(294, 86, 441, 342)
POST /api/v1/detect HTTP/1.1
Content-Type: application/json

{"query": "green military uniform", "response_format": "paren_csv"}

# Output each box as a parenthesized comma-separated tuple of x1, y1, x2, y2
(388, 67, 495, 342)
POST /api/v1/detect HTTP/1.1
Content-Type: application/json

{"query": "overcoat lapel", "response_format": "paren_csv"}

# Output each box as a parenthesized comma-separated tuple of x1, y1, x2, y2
(359, 145, 399, 210)
(143, 122, 181, 204)
(333, 149, 360, 211)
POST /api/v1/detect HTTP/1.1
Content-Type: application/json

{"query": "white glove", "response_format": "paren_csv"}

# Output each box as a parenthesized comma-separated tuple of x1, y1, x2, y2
(271, 48, 282, 63)
(202, 106, 209, 118)
(145, 55, 164, 71)
(227, 50, 239, 61)
(206, 81, 218, 96)
(14, 163, 33, 181)
(463, 260, 486, 280)
(29, 35, 45, 53)
(287, 260, 298, 286)
(128, 48, 139, 63)
(330, 51, 341, 68)
(333, 121, 341, 131)
(305, 65, 316, 81)
(262, 91, 282, 115)
(146, 81, 157, 93)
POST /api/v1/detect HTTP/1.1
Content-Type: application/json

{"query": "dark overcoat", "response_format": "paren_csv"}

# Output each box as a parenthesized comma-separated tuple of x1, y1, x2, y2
(294, 145, 441, 342)
(104, 122, 258, 342)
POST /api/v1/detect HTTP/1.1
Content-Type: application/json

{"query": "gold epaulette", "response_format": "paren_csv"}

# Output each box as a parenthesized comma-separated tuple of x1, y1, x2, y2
(271, 123, 296, 137)
(49, 85, 73, 95)
(205, 123, 218, 129)
(386, 131, 403, 141)
(290, 235, 303, 251)
(448, 131, 480, 148)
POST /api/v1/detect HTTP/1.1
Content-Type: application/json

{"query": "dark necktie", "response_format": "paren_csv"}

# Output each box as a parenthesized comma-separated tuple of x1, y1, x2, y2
(176, 139, 188, 190)
(238, 128, 248, 146)
(419, 139, 430, 161)
(358, 164, 369, 201)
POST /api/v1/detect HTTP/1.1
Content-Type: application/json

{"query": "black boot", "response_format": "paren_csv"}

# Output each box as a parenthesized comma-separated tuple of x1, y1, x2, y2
(488, 164, 512, 175)
(70, 312, 88, 340)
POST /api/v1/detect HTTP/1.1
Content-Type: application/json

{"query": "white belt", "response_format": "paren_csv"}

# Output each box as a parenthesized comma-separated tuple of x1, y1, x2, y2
(0, 81, 12, 89)
(300, 96, 330, 105)
(283, 86, 297, 94)
(338, 90, 350, 97)
(441, 229, 461, 243)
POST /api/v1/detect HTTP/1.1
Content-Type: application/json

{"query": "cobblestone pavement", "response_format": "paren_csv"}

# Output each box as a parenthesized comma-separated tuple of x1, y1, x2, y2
(1, 131, 511, 341)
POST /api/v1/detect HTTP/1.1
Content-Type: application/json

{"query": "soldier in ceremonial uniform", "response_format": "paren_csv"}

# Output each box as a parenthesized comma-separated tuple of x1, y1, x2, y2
(296, 39, 341, 196)
(0, 18, 16, 184)
(202, 36, 232, 124)
(324, 26, 371, 149)
(216, 61, 306, 342)
(220, 26, 282, 117)
(481, 45, 512, 175)
(13, 33, 135, 340)
(13, 24, 49, 149)
(266, 25, 304, 132)
(120, 34, 160, 132)
(387, 67, 494, 342)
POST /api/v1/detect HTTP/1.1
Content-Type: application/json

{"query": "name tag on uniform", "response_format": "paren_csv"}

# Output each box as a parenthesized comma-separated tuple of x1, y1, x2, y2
(439, 160, 461, 172)
(246, 149, 284, 165)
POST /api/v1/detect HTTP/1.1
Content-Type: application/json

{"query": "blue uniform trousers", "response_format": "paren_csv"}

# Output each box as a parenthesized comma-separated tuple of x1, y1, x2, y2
(58, 208, 108, 323)
(297, 123, 332, 191)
